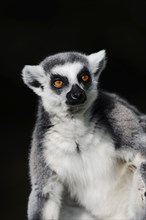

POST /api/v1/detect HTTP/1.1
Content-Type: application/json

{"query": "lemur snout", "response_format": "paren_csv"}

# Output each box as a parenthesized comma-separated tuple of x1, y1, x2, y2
(66, 84, 87, 105)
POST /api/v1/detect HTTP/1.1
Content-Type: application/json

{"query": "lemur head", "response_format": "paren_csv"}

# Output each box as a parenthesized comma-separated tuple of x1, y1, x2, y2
(22, 50, 106, 115)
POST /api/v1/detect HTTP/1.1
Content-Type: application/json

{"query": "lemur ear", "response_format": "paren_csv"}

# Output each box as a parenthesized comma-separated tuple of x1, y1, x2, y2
(87, 50, 106, 76)
(22, 65, 46, 96)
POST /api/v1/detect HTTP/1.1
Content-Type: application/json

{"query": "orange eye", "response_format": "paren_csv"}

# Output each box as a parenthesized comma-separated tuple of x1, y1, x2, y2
(82, 75, 89, 82)
(54, 80, 63, 88)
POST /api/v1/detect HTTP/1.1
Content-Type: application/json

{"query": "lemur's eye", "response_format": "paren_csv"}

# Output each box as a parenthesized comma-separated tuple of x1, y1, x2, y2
(81, 75, 89, 82)
(53, 80, 63, 88)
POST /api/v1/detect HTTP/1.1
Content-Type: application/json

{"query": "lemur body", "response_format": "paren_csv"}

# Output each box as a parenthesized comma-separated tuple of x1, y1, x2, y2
(22, 51, 146, 220)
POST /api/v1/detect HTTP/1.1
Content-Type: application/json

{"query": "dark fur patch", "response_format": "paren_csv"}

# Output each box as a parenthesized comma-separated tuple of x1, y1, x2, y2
(140, 162, 146, 184)
(38, 192, 50, 201)
(50, 74, 69, 95)
(66, 84, 87, 105)
(77, 67, 92, 90)
(76, 142, 81, 153)
(29, 80, 42, 88)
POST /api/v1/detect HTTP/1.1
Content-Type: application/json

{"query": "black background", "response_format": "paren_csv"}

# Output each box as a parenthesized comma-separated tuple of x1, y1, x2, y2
(1, 0, 146, 219)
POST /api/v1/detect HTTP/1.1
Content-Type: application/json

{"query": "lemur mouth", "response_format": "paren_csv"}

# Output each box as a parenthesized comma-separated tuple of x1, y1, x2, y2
(66, 98, 86, 106)
(67, 103, 86, 114)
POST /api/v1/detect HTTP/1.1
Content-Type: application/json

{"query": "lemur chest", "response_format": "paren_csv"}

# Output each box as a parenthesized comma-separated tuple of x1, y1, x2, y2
(44, 119, 131, 217)
(44, 118, 117, 188)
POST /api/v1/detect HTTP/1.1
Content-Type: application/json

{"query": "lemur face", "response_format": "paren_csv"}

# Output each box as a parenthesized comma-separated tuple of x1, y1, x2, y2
(22, 50, 106, 114)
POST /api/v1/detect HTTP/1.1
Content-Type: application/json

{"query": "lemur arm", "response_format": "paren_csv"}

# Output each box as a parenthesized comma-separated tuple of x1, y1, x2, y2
(28, 141, 63, 220)
(27, 105, 63, 220)
(94, 91, 146, 162)
(107, 95, 146, 162)
(98, 92, 146, 220)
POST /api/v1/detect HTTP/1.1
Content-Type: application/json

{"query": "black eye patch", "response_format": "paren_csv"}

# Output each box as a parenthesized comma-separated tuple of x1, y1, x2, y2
(77, 67, 92, 89)
(50, 74, 69, 94)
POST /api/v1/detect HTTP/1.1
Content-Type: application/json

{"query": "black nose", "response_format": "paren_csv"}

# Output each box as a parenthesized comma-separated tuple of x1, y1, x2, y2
(66, 84, 87, 105)
(71, 87, 84, 100)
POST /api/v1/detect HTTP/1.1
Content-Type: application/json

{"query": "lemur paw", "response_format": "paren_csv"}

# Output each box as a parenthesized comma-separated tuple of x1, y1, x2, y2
(42, 200, 60, 220)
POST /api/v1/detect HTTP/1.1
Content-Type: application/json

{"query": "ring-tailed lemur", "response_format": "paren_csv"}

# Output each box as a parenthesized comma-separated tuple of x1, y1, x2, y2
(22, 50, 146, 220)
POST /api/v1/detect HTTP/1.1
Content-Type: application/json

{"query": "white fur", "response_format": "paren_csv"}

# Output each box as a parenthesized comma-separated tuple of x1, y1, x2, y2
(43, 116, 134, 219)
(87, 50, 106, 74)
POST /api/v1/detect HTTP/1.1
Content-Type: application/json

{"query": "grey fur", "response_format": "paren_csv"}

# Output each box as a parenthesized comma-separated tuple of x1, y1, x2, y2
(22, 51, 146, 220)
(140, 162, 146, 184)
(41, 52, 88, 73)
(28, 102, 56, 220)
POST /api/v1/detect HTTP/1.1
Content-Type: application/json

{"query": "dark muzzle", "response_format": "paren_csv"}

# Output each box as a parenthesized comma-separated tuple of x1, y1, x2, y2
(66, 84, 87, 105)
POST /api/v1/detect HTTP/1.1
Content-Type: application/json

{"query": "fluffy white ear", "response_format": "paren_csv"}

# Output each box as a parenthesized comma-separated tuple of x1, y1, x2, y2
(87, 50, 106, 75)
(22, 65, 46, 96)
